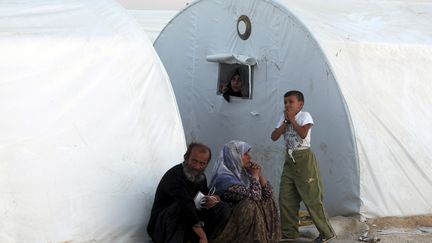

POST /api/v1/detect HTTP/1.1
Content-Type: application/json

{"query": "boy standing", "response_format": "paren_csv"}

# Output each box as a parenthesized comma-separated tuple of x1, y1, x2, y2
(271, 90, 335, 242)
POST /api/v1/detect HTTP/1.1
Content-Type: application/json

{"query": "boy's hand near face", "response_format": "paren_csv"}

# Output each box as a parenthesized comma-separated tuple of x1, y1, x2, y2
(284, 109, 297, 123)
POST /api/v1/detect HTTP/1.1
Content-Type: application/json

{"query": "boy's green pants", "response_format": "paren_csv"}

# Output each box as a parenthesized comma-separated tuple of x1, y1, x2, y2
(279, 148, 335, 239)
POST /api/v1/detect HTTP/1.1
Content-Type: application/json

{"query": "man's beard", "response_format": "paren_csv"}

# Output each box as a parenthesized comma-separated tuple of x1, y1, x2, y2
(183, 162, 206, 183)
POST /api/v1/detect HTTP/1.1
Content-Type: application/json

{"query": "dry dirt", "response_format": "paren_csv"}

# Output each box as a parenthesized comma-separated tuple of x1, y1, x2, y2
(365, 216, 432, 243)
(289, 215, 432, 243)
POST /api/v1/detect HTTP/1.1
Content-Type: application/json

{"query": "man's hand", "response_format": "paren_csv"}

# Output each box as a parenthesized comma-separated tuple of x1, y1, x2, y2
(204, 195, 220, 209)
(192, 226, 208, 243)
(199, 238, 208, 243)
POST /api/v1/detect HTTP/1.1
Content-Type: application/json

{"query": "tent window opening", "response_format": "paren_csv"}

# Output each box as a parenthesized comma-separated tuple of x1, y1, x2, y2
(217, 64, 253, 102)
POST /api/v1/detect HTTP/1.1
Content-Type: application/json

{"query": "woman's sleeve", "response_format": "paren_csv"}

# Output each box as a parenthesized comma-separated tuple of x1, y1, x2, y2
(223, 177, 262, 201)
(262, 181, 274, 200)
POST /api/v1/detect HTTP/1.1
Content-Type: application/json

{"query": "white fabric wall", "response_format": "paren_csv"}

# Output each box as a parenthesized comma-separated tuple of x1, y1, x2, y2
(154, 0, 359, 217)
(283, 0, 432, 217)
(0, 1, 185, 242)
(154, 0, 432, 218)
(127, 10, 177, 43)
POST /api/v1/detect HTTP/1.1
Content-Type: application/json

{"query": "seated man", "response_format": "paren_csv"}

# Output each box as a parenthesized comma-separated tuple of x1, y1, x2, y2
(147, 143, 231, 243)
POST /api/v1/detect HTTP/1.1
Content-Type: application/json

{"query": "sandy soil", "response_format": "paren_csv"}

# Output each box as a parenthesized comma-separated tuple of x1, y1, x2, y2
(287, 215, 432, 243)
(365, 216, 432, 243)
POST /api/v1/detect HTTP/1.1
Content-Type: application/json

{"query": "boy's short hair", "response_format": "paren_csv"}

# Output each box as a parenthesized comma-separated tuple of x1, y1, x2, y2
(183, 142, 212, 162)
(284, 90, 304, 102)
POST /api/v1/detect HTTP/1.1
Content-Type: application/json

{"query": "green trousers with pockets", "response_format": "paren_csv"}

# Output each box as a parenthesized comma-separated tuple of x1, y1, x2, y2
(279, 148, 335, 239)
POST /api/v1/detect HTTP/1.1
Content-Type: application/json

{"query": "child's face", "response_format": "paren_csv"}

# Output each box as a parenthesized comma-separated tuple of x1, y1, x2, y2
(284, 95, 303, 113)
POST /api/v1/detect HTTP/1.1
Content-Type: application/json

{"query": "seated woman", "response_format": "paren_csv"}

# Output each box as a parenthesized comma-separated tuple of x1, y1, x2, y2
(209, 140, 280, 243)
(221, 69, 246, 102)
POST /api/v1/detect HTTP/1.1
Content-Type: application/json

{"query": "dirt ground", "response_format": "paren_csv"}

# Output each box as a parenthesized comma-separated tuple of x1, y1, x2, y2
(288, 215, 432, 243)
(365, 216, 432, 243)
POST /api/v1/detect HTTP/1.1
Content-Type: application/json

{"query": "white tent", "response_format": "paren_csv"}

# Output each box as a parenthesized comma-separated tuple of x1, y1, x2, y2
(127, 10, 177, 43)
(0, 0, 185, 242)
(154, 0, 432, 218)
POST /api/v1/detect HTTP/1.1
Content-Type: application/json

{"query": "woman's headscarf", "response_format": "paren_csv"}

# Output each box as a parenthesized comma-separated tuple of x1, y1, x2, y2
(209, 140, 252, 196)
(222, 69, 244, 102)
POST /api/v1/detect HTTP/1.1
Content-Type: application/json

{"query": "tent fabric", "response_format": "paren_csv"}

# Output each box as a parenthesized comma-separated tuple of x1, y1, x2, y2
(127, 10, 177, 43)
(281, 0, 432, 218)
(0, 0, 186, 242)
(153, 0, 432, 218)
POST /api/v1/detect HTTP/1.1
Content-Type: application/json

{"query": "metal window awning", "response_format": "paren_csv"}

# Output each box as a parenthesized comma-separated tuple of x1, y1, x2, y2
(206, 53, 257, 66)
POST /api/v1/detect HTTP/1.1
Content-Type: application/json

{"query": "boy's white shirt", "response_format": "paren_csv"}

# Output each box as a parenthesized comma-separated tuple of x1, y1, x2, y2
(275, 111, 314, 150)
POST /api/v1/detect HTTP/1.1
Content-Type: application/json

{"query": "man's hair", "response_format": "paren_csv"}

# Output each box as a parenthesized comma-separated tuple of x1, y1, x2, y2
(284, 90, 304, 102)
(183, 142, 212, 162)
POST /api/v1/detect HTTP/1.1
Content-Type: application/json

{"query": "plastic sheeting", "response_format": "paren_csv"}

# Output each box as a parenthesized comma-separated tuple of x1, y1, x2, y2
(0, 0, 186, 242)
(282, 0, 432, 218)
(127, 10, 177, 43)
(153, 0, 432, 218)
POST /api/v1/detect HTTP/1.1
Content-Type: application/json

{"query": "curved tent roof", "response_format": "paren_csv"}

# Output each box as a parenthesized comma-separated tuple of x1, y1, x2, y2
(128, 10, 177, 43)
(0, 0, 185, 242)
(282, 0, 432, 217)
(154, 0, 432, 218)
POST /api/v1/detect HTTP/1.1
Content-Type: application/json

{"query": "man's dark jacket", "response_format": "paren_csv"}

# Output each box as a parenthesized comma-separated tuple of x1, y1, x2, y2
(147, 163, 209, 242)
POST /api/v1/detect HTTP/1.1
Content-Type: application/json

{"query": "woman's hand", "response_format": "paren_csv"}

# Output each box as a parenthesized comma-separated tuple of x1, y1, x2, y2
(259, 173, 268, 188)
(249, 161, 268, 187)
(248, 161, 261, 179)
(221, 83, 229, 93)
